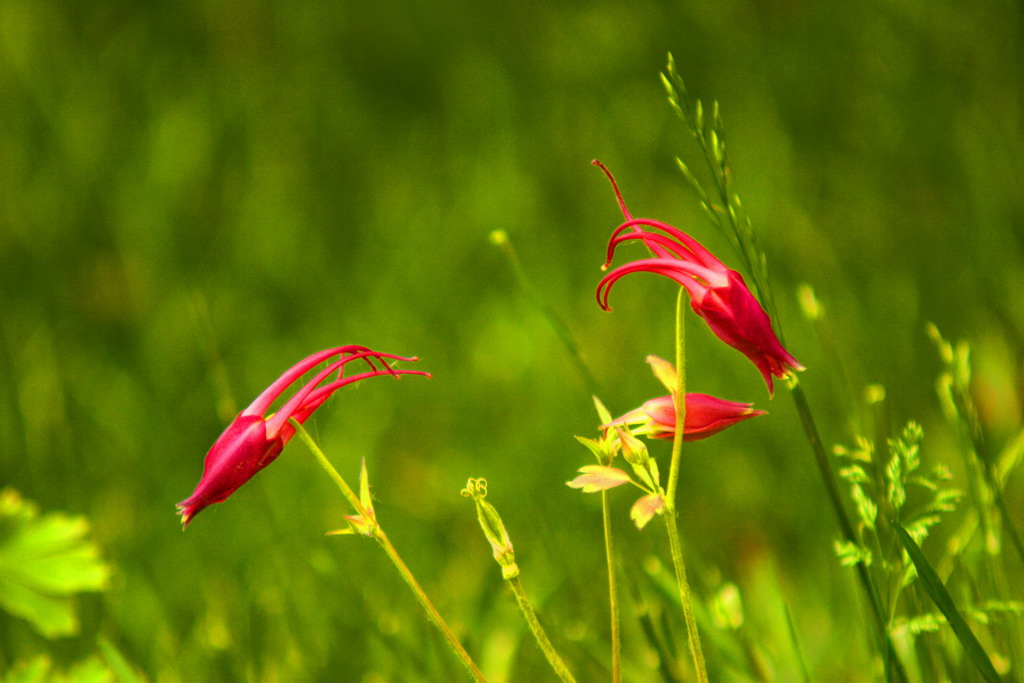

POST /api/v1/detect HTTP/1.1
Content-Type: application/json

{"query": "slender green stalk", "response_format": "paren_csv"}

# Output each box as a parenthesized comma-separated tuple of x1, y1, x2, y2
(665, 54, 908, 681)
(787, 387, 906, 683)
(291, 421, 487, 683)
(662, 289, 709, 683)
(784, 604, 812, 683)
(953, 382, 1024, 568)
(661, 514, 707, 683)
(490, 229, 600, 397)
(665, 289, 688, 505)
(507, 575, 578, 683)
(374, 531, 487, 682)
(602, 491, 622, 683)
(293, 421, 363, 512)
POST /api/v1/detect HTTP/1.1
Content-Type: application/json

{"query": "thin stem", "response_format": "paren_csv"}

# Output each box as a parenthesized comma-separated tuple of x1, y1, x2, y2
(661, 514, 707, 683)
(294, 420, 364, 512)
(374, 530, 487, 682)
(666, 288, 688, 504)
(663, 290, 709, 683)
(602, 491, 622, 683)
(490, 230, 601, 397)
(787, 388, 907, 683)
(507, 575, 578, 683)
(291, 421, 487, 682)
(956, 390, 1024, 568)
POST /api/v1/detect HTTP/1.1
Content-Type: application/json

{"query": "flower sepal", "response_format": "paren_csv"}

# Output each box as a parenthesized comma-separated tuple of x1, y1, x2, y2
(573, 396, 621, 466)
(327, 458, 379, 537)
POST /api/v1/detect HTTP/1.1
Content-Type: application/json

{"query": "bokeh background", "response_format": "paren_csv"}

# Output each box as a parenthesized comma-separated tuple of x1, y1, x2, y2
(2, 0, 1022, 680)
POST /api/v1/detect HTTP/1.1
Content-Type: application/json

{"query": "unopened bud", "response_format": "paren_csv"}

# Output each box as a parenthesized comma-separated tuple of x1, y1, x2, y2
(462, 478, 519, 579)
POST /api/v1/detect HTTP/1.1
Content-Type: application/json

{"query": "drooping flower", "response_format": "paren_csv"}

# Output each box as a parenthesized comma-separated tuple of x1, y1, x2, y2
(176, 346, 429, 528)
(604, 355, 766, 440)
(592, 160, 803, 395)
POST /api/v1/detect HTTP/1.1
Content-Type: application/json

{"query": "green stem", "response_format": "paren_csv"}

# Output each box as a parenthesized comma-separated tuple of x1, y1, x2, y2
(291, 421, 487, 682)
(293, 421, 363, 512)
(663, 289, 709, 683)
(602, 491, 622, 683)
(491, 230, 600, 397)
(666, 288, 688, 505)
(374, 530, 487, 682)
(661, 513, 708, 683)
(507, 575, 578, 683)
(787, 387, 906, 683)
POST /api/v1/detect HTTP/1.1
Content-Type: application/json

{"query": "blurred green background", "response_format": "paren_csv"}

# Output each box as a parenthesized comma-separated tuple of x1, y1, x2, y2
(2, 0, 1022, 680)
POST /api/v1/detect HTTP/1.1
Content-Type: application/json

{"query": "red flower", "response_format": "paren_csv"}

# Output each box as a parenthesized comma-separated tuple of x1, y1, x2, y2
(176, 346, 429, 528)
(607, 394, 765, 441)
(592, 161, 803, 395)
(603, 355, 766, 440)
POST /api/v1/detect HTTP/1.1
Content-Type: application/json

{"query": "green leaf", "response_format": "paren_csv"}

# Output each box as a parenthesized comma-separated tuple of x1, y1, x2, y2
(893, 522, 1001, 683)
(573, 435, 605, 462)
(0, 489, 110, 638)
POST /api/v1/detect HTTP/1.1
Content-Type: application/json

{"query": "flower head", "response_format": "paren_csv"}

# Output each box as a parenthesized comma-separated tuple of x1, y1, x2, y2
(605, 355, 766, 440)
(176, 346, 429, 528)
(609, 394, 765, 441)
(592, 161, 803, 395)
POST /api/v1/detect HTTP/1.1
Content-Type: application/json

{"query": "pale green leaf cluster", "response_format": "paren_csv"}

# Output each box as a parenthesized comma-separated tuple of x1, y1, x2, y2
(835, 421, 961, 556)
(834, 540, 873, 568)
(0, 489, 110, 638)
(570, 398, 667, 530)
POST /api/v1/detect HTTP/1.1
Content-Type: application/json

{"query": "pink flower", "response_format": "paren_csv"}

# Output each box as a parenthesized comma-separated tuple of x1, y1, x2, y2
(176, 346, 429, 528)
(592, 161, 803, 395)
(604, 355, 765, 440)
(607, 394, 765, 441)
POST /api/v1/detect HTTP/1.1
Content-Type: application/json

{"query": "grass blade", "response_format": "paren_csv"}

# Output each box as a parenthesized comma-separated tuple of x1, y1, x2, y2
(893, 522, 1001, 683)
